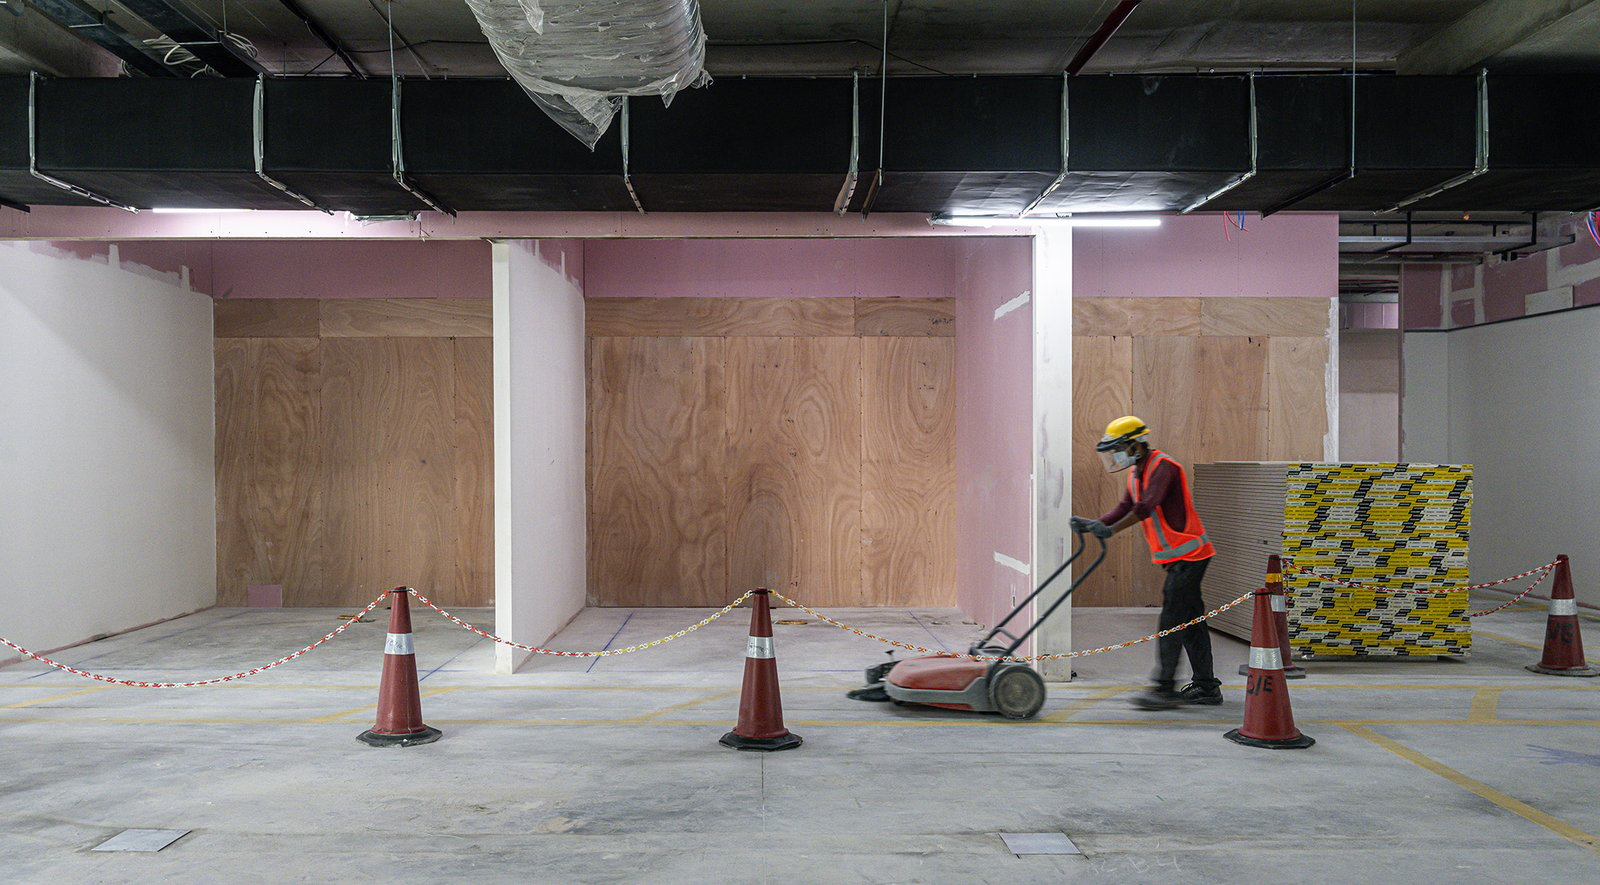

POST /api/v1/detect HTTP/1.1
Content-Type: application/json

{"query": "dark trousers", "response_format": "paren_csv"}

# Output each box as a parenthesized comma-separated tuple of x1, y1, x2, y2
(1153, 557, 1219, 691)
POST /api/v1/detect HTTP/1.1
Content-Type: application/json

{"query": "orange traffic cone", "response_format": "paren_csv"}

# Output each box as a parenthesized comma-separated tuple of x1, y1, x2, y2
(719, 589, 802, 751)
(1526, 556, 1599, 677)
(1239, 555, 1306, 679)
(358, 587, 443, 747)
(1225, 585, 1314, 749)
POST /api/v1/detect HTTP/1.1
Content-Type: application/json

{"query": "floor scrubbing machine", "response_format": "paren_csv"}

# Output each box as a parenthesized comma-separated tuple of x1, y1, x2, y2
(850, 528, 1107, 719)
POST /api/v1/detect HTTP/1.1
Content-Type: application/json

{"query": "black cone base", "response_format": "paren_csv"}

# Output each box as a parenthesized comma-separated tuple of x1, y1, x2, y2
(1224, 727, 1314, 749)
(719, 731, 803, 751)
(1526, 664, 1600, 677)
(358, 725, 443, 747)
(1240, 663, 1306, 679)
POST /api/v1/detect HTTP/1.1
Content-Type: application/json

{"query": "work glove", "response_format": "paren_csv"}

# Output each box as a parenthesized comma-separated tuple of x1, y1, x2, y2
(1071, 516, 1113, 539)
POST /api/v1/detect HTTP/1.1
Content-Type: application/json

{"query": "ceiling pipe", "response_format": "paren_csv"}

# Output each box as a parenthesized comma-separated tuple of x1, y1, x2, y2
(1065, 0, 1141, 76)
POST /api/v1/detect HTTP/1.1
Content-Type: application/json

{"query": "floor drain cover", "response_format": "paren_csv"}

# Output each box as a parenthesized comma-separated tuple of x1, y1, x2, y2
(93, 829, 189, 852)
(1000, 832, 1080, 855)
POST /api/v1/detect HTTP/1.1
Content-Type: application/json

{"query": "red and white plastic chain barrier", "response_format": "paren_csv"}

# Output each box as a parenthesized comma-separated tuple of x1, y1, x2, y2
(770, 590, 1256, 662)
(0, 590, 391, 688)
(1280, 557, 1561, 617)
(410, 588, 756, 655)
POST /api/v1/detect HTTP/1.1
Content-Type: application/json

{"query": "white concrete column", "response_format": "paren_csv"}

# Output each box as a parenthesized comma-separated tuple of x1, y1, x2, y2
(1031, 228, 1074, 680)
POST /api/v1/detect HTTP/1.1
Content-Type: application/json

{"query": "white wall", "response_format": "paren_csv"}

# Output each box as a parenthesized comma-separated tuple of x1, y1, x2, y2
(0, 242, 214, 655)
(1444, 310, 1600, 601)
(1400, 332, 1451, 463)
(1339, 330, 1401, 461)
(1032, 229, 1073, 680)
(493, 240, 587, 674)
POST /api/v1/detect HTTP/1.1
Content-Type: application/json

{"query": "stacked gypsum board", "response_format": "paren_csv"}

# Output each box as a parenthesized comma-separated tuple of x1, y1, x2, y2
(1192, 462, 1292, 643)
(1284, 463, 1472, 657)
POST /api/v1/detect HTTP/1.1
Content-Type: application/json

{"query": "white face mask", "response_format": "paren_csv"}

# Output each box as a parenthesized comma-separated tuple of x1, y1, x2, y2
(1099, 445, 1139, 474)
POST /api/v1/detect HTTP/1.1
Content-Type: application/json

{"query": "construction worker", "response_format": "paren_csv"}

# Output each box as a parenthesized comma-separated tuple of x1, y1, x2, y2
(1072, 416, 1222, 710)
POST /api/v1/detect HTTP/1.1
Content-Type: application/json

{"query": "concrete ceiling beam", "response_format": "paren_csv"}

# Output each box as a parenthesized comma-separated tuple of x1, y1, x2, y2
(1397, 0, 1600, 74)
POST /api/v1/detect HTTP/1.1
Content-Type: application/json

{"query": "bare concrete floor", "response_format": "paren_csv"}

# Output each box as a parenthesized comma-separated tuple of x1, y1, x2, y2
(4, 591, 1600, 883)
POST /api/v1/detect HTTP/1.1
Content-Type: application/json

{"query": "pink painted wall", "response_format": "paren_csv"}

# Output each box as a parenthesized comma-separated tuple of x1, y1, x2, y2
(583, 237, 964, 298)
(206, 241, 491, 299)
(954, 237, 1036, 632)
(1073, 212, 1338, 298)
(1401, 213, 1600, 331)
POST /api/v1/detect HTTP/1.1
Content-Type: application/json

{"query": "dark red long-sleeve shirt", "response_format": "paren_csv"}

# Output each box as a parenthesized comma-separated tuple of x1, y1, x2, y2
(1098, 455, 1191, 533)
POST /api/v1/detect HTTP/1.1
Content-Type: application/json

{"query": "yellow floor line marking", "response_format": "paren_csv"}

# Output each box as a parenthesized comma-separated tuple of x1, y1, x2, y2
(1476, 630, 1600, 666)
(0, 686, 113, 708)
(1469, 688, 1503, 723)
(1339, 723, 1600, 853)
(625, 689, 741, 723)
(307, 686, 459, 723)
(1041, 687, 1129, 722)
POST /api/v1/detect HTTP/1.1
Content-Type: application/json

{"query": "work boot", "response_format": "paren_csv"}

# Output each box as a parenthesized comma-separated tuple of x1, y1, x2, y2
(1178, 682, 1223, 706)
(1129, 687, 1183, 710)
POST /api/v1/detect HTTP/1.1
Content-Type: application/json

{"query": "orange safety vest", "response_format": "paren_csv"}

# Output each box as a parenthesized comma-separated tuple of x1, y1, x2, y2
(1127, 450, 1215, 565)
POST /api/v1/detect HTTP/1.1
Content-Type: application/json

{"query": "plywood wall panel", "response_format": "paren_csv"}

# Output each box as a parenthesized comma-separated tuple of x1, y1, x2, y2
(1202, 297, 1332, 337)
(587, 337, 729, 607)
(1074, 297, 1203, 338)
(1070, 336, 1139, 606)
(452, 337, 495, 605)
(214, 299, 319, 338)
(862, 337, 956, 606)
(725, 337, 864, 605)
(320, 338, 458, 604)
(1267, 336, 1331, 460)
(320, 298, 492, 338)
(855, 298, 956, 337)
(585, 297, 856, 337)
(214, 338, 324, 605)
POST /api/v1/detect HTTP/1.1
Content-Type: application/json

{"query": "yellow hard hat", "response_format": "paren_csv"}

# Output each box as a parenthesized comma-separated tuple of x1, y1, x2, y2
(1096, 416, 1149, 452)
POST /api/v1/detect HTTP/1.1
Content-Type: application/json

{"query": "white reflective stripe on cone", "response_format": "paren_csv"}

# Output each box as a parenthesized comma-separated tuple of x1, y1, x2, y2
(1552, 598, 1579, 616)
(1249, 646, 1283, 670)
(385, 633, 415, 655)
(1271, 595, 1287, 613)
(746, 636, 775, 659)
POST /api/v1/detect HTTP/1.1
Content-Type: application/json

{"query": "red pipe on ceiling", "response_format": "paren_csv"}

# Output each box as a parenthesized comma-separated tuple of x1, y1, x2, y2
(1066, 0, 1142, 76)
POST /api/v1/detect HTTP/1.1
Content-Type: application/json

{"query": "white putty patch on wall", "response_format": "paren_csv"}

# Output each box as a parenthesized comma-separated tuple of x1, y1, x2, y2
(993, 551, 1031, 575)
(993, 290, 1030, 320)
(1525, 285, 1574, 316)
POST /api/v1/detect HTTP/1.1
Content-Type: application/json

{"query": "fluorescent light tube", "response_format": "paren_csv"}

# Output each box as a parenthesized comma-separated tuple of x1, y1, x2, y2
(930, 214, 1161, 229)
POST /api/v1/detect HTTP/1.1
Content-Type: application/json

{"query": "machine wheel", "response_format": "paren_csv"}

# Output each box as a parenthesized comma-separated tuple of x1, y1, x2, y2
(988, 666, 1046, 719)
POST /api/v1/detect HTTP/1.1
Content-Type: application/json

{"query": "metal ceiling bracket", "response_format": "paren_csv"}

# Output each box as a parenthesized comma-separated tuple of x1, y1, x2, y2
(28, 0, 177, 78)
(0, 193, 29, 213)
(621, 98, 646, 214)
(27, 73, 137, 213)
(1182, 73, 1257, 214)
(833, 70, 861, 216)
(115, 0, 267, 77)
(277, 0, 365, 78)
(1021, 72, 1070, 217)
(1384, 68, 1490, 214)
(390, 76, 454, 217)
(252, 76, 329, 213)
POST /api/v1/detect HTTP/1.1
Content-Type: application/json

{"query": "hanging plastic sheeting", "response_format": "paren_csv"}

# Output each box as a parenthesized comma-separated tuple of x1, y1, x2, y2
(464, 0, 711, 149)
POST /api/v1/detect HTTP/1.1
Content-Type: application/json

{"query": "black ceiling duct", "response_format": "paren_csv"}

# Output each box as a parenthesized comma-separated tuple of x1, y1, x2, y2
(402, 79, 632, 212)
(1407, 74, 1600, 212)
(1034, 74, 1252, 214)
(627, 78, 856, 212)
(1291, 75, 1478, 212)
(261, 79, 429, 217)
(857, 76, 1062, 216)
(1198, 74, 1349, 213)
(27, 77, 298, 210)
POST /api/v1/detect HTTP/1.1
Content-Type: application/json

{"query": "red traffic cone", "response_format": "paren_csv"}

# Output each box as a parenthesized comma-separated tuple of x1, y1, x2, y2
(720, 589, 802, 752)
(1226, 585, 1314, 749)
(358, 587, 443, 747)
(1239, 555, 1306, 679)
(1526, 556, 1599, 677)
